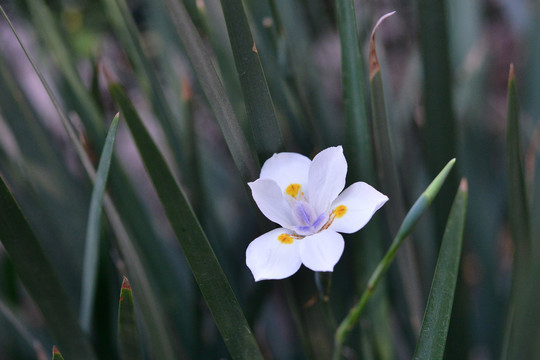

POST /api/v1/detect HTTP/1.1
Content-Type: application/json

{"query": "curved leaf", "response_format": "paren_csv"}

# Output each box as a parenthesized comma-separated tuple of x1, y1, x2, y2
(413, 179, 468, 360)
(110, 83, 264, 360)
(0, 175, 96, 360)
(80, 114, 120, 332)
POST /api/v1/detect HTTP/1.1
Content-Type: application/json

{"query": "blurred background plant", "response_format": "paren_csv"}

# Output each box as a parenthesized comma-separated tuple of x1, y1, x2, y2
(0, 0, 537, 359)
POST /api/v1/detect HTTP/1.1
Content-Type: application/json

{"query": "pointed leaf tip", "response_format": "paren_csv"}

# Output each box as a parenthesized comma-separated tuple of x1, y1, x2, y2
(121, 276, 131, 290)
(509, 63, 515, 82)
(369, 11, 396, 79)
(52, 346, 60, 355)
(459, 178, 468, 192)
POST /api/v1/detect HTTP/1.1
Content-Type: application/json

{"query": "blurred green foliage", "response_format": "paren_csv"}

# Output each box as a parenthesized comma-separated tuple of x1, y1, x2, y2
(0, 0, 537, 359)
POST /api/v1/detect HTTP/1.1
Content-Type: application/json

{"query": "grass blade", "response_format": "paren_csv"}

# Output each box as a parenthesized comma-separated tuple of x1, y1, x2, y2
(0, 7, 179, 359)
(110, 83, 264, 360)
(369, 12, 424, 334)
(220, 0, 284, 159)
(162, 0, 260, 183)
(417, 0, 458, 227)
(52, 346, 65, 360)
(100, 0, 186, 168)
(25, 0, 104, 140)
(0, 299, 47, 360)
(501, 64, 533, 360)
(80, 114, 120, 333)
(335, 3, 392, 358)
(335, 0, 373, 182)
(505, 64, 532, 270)
(0, 175, 96, 360)
(333, 158, 456, 360)
(413, 179, 468, 360)
(117, 277, 143, 360)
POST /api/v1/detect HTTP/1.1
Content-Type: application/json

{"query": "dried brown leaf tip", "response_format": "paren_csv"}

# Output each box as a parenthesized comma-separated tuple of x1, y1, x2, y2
(369, 11, 396, 80)
(52, 346, 61, 355)
(121, 276, 131, 290)
(509, 63, 515, 82)
(181, 76, 193, 101)
(460, 178, 468, 192)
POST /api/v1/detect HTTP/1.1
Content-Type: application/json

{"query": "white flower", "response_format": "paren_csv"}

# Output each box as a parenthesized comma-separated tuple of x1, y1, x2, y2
(246, 146, 388, 281)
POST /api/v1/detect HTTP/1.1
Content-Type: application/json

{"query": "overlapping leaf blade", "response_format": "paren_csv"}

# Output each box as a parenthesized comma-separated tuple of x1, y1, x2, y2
(413, 179, 468, 360)
(117, 277, 143, 360)
(80, 114, 119, 332)
(220, 0, 284, 160)
(0, 175, 96, 360)
(110, 83, 263, 360)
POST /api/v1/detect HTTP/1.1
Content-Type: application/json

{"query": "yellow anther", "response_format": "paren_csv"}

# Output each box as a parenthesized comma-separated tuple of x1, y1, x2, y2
(285, 183, 301, 198)
(333, 205, 347, 218)
(278, 233, 294, 244)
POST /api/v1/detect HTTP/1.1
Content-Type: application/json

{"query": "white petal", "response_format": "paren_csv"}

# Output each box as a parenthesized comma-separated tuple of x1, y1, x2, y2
(249, 179, 295, 229)
(260, 152, 311, 192)
(246, 228, 302, 281)
(307, 146, 347, 215)
(299, 230, 344, 272)
(329, 182, 388, 234)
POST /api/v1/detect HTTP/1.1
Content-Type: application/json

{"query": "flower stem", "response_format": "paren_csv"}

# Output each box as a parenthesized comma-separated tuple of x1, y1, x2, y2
(332, 159, 455, 359)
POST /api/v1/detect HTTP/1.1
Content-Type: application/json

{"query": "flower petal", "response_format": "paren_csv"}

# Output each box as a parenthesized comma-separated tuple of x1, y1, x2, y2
(246, 228, 302, 281)
(299, 230, 344, 272)
(329, 182, 388, 234)
(307, 146, 347, 215)
(260, 152, 311, 192)
(249, 179, 296, 228)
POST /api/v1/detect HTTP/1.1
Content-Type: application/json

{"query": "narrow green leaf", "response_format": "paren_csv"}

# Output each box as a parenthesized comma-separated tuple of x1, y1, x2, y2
(502, 64, 533, 360)
(118, 277, 143, 360)
(333, 158, 456, 360)
(110, 83, 264, 360)
(272, 0, 338, 146)
(220, 0, 284, 159)
(0, 176, 96, 360)
(0, 299, 47, 360)
(413, 179, 468, 360)
(369, 12, 424, 334)
(0, 8, 179, 359)
(335, 0, 373, 183)
(80, 114, 120, 333)
(100, 0, 187, 169)
(162, 0, 260, 183)
(25, 0, 104, 140)
(506, 64, 532, 267)
(417, 0, 459, 230)
(52, 346, 65, 360)
(335, 4, 392, 358)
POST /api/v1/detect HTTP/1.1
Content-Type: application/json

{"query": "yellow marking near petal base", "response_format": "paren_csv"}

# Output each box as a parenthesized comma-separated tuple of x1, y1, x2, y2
(333, 205, 347, 218)
(285, 183, 301, 198)
(278, 233, 294, 244)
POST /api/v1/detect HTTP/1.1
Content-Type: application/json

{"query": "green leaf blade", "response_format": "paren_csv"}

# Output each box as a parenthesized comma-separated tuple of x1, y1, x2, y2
(110, 83, 263, 360)
(52, 346, 65, 360)
(118, 277, 143, 360)
(506, 65, 532, 265)
(413, 179, 468, 360)
(335, 0, 373, 183)
(80, 114, 120, 333)
(220, 0, 284, 159)
(333, 159, 456, 359)
(0, 176, 96, 360)
(162, 0, 260, 182)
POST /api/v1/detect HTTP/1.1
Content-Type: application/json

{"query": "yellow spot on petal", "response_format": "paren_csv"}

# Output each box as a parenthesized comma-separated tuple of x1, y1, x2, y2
(278, 233, 294, 244)
(333, 205, 347, 218)
(285, 183, 301, 198)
